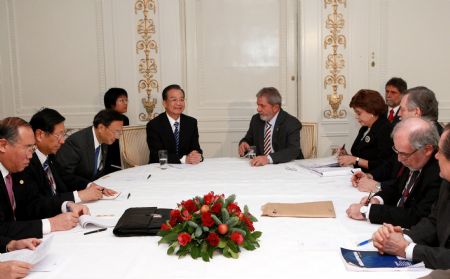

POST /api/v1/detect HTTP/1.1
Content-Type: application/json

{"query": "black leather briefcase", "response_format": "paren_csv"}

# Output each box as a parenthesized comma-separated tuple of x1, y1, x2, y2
(113, 207, 171, 237)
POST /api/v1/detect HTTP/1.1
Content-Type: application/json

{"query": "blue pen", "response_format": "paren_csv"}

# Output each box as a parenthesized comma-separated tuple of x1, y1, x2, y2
(357, 239, 373, 247)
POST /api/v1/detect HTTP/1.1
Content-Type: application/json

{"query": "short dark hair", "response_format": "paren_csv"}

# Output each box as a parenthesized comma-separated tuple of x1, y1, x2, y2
(162, 84, 185, 101)
(93, 109, 124, 128)
(104, 88, 128, 109)
(404, 86, 439, 121)
(442, 123, 450, 160)
(385, 77, 407, 94)
(256, 87, 282, 106)
(0, 117, 31, 143)
(29, 108, 65, 133)
(349, 89, 387, 116)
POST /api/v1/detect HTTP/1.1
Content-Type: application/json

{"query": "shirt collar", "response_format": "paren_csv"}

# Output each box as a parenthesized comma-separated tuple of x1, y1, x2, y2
(389, 105, 400, 115)
(92, 126, 101, 149)
(166, 114, 181, 127)
(267, 111, 280, 127)
(35, 148, 48, 165)
(0, 162, 9, 179)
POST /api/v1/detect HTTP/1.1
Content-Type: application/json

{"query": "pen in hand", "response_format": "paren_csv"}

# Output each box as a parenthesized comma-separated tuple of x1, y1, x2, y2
(84, 228, 107, 235)
(365, 192, 375, 206)
(357, 238, 373, 247)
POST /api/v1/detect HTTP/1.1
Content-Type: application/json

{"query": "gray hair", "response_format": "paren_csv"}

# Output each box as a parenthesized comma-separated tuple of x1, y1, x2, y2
(442, 124, 450, 160)
(256, 87, 282, 106)
(0, 117, 31, 143)
(393, 117, 439, 150)
(404, 86, 439, 121)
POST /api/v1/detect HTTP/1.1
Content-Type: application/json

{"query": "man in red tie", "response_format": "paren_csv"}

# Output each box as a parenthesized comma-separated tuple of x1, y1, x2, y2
(385, 77, 407, 126)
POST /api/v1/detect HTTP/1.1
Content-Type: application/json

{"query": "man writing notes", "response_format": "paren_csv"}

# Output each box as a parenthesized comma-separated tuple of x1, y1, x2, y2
(147, 84, 203, 164)
(56, 109, 120, 193)
(372, 123, 450, 270)
(239, 87, 303, 167)
(346, 117, 441, 228)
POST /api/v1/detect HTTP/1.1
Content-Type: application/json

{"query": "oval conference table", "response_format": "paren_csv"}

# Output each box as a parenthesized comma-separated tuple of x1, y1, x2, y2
(28, 158, 430, 278)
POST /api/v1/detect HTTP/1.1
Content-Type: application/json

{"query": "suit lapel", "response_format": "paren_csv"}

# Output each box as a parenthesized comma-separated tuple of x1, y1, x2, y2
(272, 110, 286, 150)
(0, 170, 14, 221)
(162, 113, 177, 151)
(85, 127, 96, 177)
(31, 153, 53, 196)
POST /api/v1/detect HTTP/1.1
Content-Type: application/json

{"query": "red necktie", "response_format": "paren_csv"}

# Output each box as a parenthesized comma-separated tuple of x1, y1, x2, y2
(397, 171, 419, 207)
(5, 174, 15, 211)
(388, 109, 395, 123)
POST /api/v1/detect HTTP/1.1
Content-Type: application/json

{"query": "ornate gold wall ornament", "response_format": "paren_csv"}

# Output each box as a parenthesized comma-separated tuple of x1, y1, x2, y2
(135, 0, 160, 121)
(323, 0, 347, 119)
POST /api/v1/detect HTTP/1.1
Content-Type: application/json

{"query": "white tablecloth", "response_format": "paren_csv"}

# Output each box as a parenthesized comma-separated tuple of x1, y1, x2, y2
(28, 158, 430, 278)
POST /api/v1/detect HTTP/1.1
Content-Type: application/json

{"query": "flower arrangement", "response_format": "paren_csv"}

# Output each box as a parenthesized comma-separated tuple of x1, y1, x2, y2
(158, 192, 262, 261)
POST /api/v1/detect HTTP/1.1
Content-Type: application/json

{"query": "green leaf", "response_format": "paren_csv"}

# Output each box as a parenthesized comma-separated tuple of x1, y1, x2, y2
(201, 251, 210, 262)
(227, 240, 240, 253)
(249, 215, 258, 222)
(252, 231, 262, 239)
(223, 248, 231, 258)
(244, 205, 249, 214)
(211, 214, 222, 225)
(227, 247, 239, 259)
(226, 216, 239, 227)
(230, 227, 246, 236)
(194, 227, 203, 238)
(167, 246, 176, 255)
(225, 194, 236, 205)
(218, 239, 226, 248)
(242, 241, 255, 251)
(187, 221, 199, 228)
(221, 208, 230, 222)
(191, 244, 201, 259)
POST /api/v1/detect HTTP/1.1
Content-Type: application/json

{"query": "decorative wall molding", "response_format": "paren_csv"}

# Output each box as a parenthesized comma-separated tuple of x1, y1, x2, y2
(323, 0, 347, 119)
(135, 0, 160, 121)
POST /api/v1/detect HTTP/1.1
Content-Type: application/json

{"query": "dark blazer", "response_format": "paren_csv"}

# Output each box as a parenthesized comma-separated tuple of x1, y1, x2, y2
(405, 180, 450, 269)
(0, 171, 43, 252)
(147, 113, 202, 164)
(369, 155, 441, 228)
(240, 109, 303, 163)
(56, 127, 108, 190)
(351, 116, 393, 172)
(13, 153, 74, 220)
(105, 114, 129, 173)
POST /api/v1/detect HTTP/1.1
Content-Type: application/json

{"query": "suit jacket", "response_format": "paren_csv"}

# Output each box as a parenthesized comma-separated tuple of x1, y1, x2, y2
(147, 113, 202, 164)
(369, 155, 441, 228)
(105, 114, 129, 173)
(405, 180, 450, 269)
(56, 127, 108, 190)
(351, 116, 393, 172)
(240, 109, 303, 163)
(0, 170, 43, 252)
(13, 153, 74, 220)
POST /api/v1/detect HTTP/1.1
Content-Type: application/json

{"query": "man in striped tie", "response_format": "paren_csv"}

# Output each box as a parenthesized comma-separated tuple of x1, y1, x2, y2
(239, 87, 303, 167)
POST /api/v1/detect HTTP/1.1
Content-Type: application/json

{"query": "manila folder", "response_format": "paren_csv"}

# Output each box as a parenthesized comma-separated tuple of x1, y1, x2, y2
(261, 201, 336, 218)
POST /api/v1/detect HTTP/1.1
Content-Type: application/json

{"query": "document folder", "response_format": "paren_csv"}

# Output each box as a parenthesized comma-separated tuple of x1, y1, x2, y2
(261, 201, 336, 218)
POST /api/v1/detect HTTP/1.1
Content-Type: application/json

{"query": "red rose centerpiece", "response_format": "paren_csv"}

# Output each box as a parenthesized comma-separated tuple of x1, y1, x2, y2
(158, 192, 261, 261)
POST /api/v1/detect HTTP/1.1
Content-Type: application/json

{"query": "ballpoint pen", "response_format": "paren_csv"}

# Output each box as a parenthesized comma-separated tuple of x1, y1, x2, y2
(147, 174, 151, 179)
(84, 228, 107, 235)
(127, 193, 131, 199)
(357, 239, 373, 247)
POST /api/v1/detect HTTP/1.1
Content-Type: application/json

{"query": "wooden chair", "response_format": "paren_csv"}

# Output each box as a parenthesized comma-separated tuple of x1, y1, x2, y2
(300, 122, 317, 159)
(119, 125, 149, 169)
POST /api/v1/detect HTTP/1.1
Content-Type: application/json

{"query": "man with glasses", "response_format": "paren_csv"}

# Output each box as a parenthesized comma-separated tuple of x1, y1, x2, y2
(56, 109, 122, 191)
(346, 117, 441, 228)
(0, 117, 89, 245)
(13, 109, 109, 220)
(372, 123, 450, 270)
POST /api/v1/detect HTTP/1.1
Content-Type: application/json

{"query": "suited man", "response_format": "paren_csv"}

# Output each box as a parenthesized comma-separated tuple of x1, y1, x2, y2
(0, 117, 87, 250)
(352, 86, 443, 193)
(13, 108, 105, 220)
(56, 109, 122, 191)
(147, 84, 203, 164)
(347, 118, 441, 228)
(385, 77, 407, 126)
(239, 87, 303, 166)
(372, 123, 450, 269)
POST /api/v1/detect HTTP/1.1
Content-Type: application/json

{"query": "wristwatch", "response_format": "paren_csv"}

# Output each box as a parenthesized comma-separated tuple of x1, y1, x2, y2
(359, 206, 368, 219)
(355, 157, 360, 166)
(374, 182, 381, 193)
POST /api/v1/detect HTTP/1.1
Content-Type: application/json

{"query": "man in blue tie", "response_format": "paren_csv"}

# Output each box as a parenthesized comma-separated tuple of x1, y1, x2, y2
(146, 84, 203, 164)
(239, 87, 303, 166)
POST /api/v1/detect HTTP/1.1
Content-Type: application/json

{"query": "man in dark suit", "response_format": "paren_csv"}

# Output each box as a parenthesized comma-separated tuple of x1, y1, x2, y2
(147, 84, 203, 164)
(0, 117, 87, 249)
(351, 86, 443, 193)
(13, 108, 104, 220)
(56, 109, 122, 191)
(347, 117, 441, 228)
(239, 87, 303, 167)
(372, 123, 450, 269)
(385, 77, 407, 126)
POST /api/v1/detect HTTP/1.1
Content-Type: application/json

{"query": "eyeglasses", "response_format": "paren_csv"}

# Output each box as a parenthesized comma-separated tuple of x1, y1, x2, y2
(392, 145, 419, 158)
(107, 127, 122, 138)
(48, 131, 67, 141)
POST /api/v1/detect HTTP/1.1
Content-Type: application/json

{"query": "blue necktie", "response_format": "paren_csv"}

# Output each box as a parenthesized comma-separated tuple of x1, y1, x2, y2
(174, 122, 180, 155)
(94, 146, 101, 176)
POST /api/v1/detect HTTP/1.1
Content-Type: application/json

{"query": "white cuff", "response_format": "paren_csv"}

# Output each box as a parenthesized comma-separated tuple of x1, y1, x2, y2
(73, 191, 81, 203)
(366, 204, 372, 222)
(42, 219, 51, 234)
(373, 196, 384, 205)
(267, 155, 273, 164)
(61, 201, 70, 213)
(180, 155, 186, 164)
(405, 242, 416, 261)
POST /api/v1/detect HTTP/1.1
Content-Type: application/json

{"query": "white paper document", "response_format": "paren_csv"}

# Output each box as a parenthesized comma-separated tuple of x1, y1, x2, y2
(0, 235, 53, 265)
(297, 156, 340, 168)
(101, 191, 121, 200)
(79, 215, 118, 228)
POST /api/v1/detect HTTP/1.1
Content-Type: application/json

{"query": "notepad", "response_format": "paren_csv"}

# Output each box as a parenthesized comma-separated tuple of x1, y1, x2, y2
(79, 215, 118, 228)
(0, 235, 54, 265)
(261, 201, 336, 218)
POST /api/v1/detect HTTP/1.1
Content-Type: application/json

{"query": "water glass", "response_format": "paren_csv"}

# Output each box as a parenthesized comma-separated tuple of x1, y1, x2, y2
(158, 150, 168, 169)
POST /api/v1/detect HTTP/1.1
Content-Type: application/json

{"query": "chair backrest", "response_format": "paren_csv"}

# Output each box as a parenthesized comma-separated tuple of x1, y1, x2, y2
(119, 125, 149, 169)
(300, 122, 317, 159)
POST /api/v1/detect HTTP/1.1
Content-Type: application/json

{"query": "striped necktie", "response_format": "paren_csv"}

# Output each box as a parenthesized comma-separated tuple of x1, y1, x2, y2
(43, 159, 56, 195)
(397, 170, 420, 207)
(174, 122, 180, 155)
(94, 146, 101, 176)
(264, 122, 272, 156)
